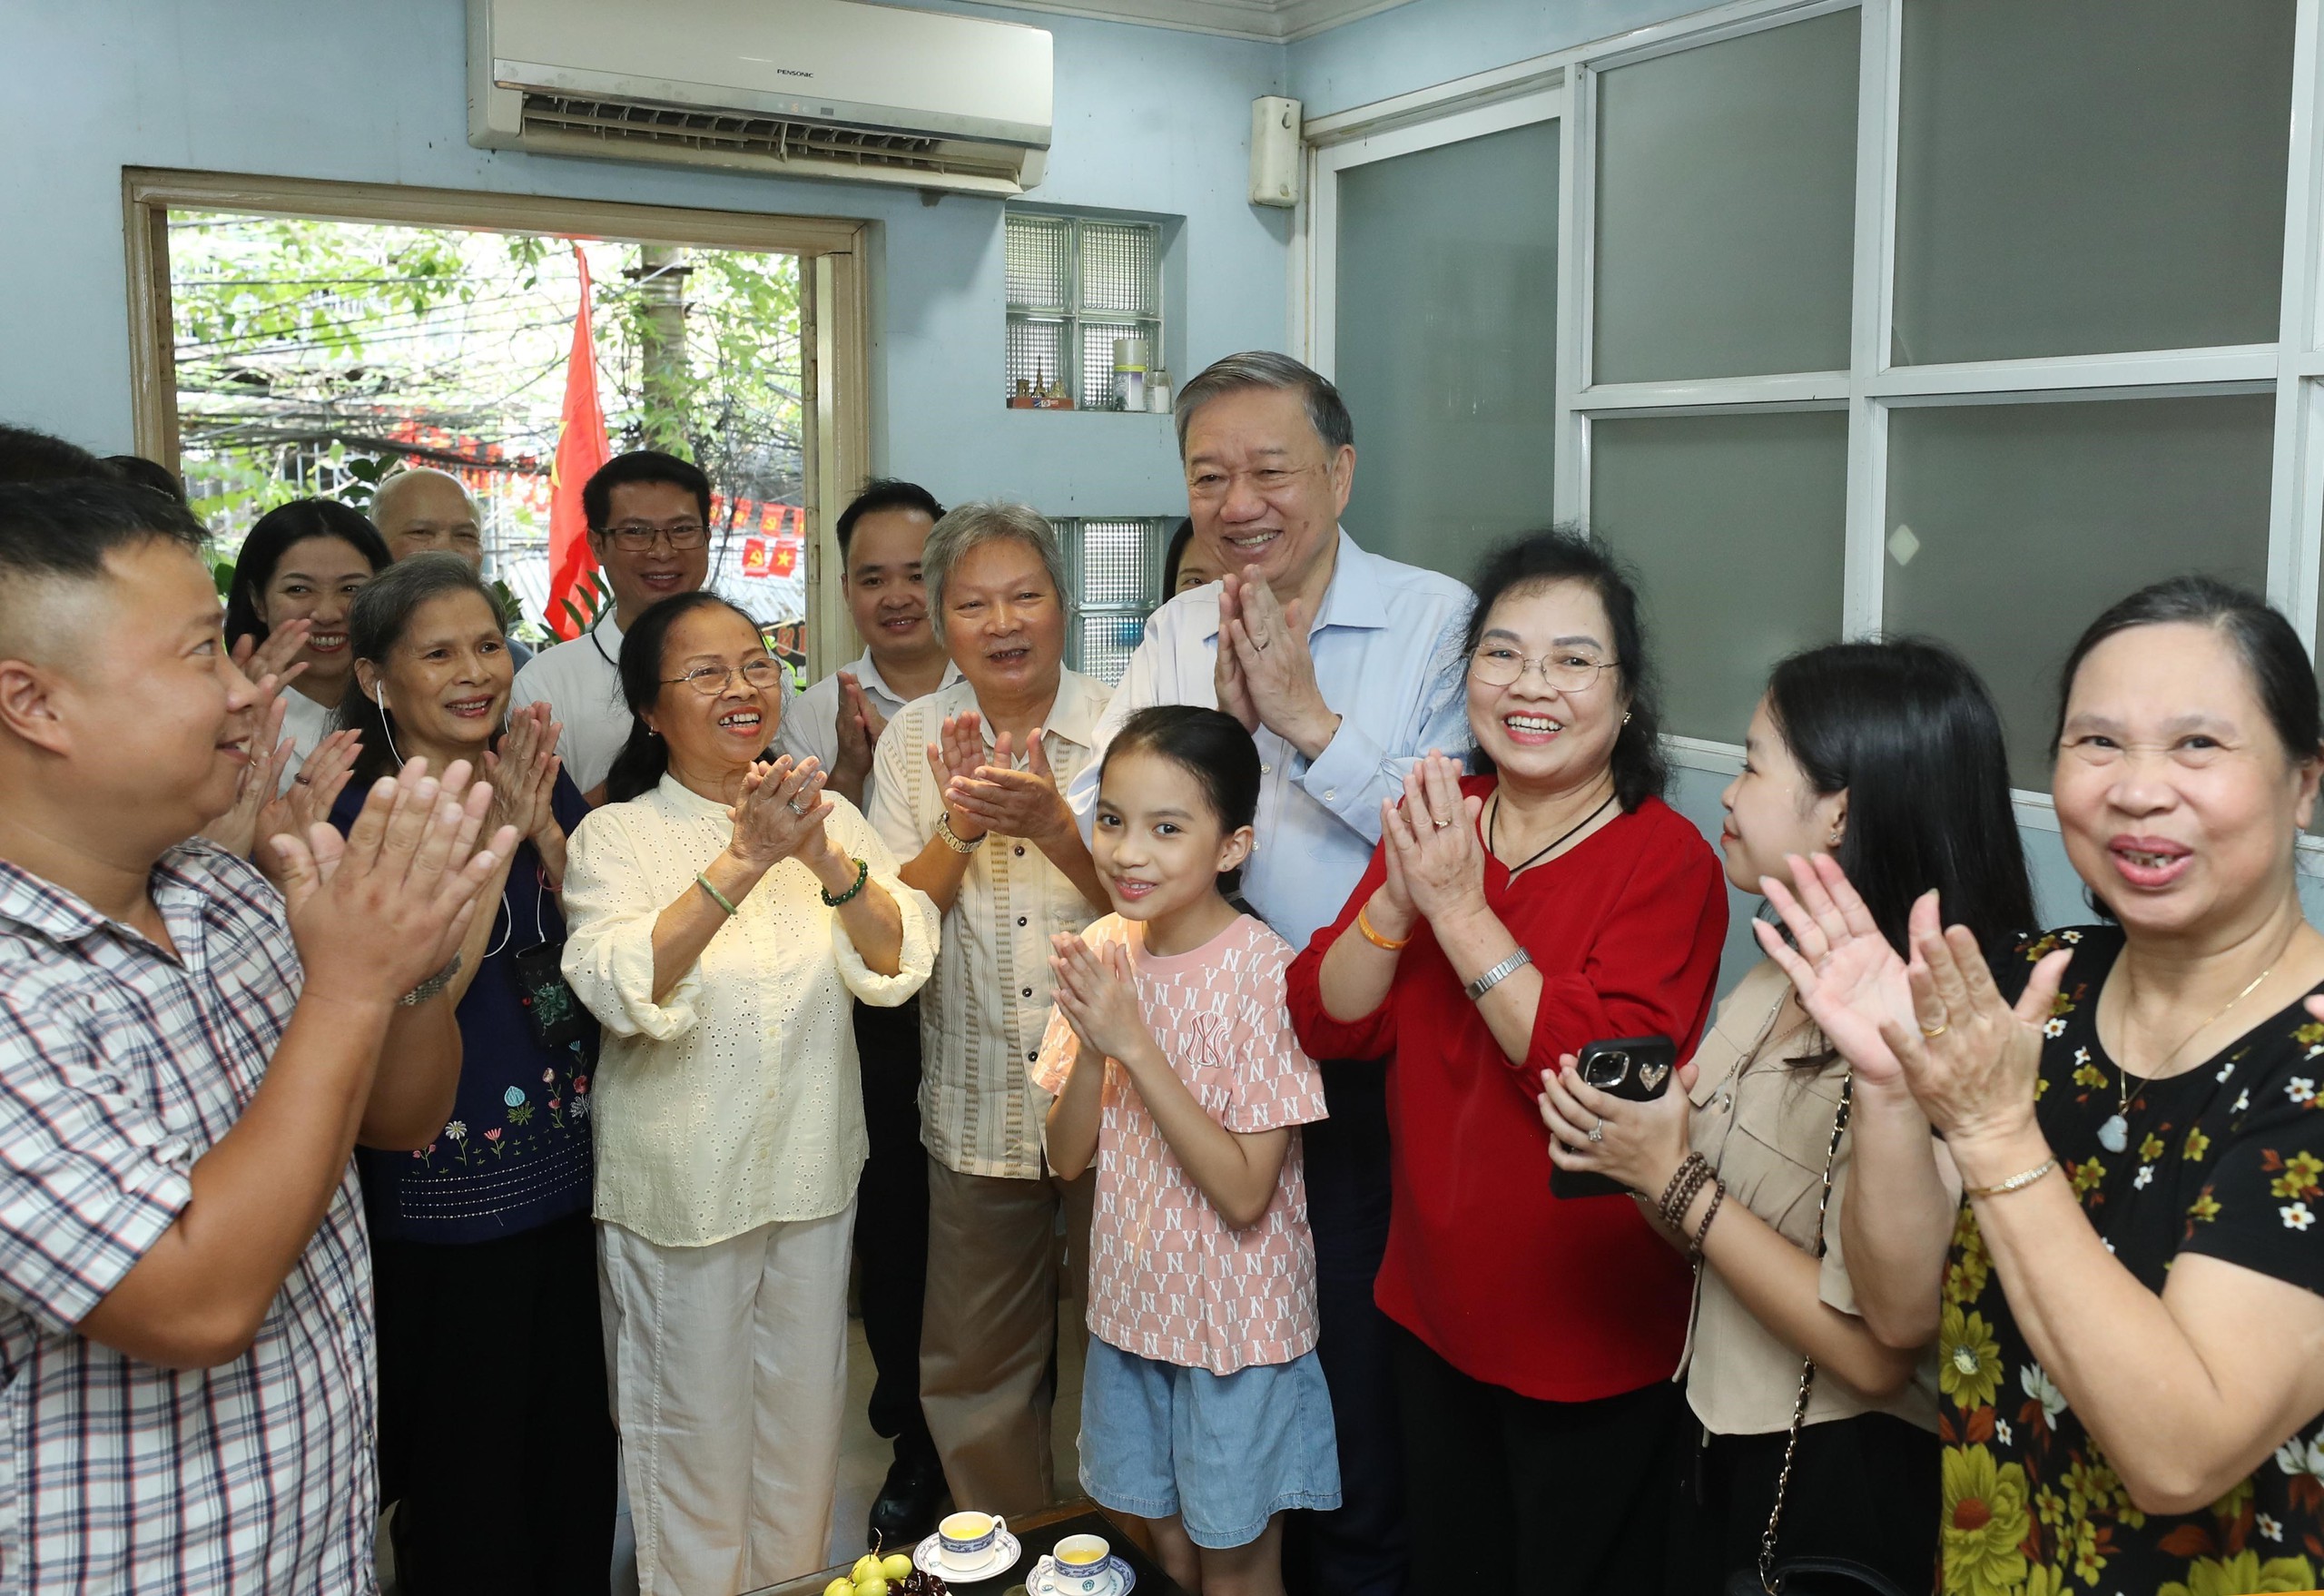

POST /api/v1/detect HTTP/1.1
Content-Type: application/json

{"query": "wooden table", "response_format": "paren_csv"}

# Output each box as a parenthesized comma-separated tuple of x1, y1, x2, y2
(744, 1501, 1186, 1596)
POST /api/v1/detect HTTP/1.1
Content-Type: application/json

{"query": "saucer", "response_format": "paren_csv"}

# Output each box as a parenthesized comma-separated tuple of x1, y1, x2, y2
(913, 1528, 1022, 1581)
(1028, 1552, 1137, 1595)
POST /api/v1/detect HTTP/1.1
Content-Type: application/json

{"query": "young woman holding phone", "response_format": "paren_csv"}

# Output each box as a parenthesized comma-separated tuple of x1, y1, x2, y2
(1540, 639, 2033, 1592)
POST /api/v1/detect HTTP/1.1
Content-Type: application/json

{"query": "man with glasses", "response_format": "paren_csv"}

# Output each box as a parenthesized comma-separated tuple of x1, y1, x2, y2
(512, 451, 713, 800)
(1066, 350, 1472, 1596)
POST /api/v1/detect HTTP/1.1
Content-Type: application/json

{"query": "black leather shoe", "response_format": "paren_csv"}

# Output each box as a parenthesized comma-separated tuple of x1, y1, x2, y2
(868, 1454, 948, 1549)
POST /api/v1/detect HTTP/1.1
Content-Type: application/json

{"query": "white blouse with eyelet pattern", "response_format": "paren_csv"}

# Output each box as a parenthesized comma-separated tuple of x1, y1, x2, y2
(561, 773, 939, 1247)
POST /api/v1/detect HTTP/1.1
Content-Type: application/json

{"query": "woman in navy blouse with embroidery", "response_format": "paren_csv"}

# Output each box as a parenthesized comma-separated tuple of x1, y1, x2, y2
(331, 554, 613, 1593)
(1287, 530, 1727, 1595)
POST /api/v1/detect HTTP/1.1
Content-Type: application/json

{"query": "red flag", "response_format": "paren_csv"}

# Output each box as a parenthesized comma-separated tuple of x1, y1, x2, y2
(546, 246, 612, 640)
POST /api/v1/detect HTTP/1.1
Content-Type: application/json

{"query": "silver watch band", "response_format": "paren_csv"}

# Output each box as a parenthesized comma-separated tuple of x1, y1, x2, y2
(1463, 947, 1532, 1001)
(399, 953, 464, 1007)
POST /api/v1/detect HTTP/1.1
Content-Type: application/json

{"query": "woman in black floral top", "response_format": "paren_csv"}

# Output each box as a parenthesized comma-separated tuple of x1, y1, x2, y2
(1758, 576, 2324, 1596)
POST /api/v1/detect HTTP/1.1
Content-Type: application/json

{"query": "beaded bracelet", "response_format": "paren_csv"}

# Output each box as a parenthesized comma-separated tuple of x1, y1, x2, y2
(1689, 1181, 1727, 1259)
(821, 857, 871, 908)
(1659, 1152, 1715, 1231)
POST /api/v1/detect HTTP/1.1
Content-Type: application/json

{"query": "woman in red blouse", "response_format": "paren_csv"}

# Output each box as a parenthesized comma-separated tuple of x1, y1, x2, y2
(1287, 529, 1727, 1594)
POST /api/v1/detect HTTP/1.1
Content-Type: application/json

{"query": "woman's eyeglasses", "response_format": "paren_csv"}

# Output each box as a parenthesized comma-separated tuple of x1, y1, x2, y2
(1468, 646, 1620, 693)
(664, 658, 785, 695)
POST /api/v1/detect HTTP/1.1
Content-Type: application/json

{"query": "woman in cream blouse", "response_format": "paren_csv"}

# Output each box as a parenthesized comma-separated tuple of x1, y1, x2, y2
(562, 592, 938, 1596)
(1539, 640, 2031, 1592)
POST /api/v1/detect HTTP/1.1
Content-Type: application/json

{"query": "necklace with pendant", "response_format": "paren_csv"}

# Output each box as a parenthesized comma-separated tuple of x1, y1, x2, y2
(2098, 958, 2278, 1154)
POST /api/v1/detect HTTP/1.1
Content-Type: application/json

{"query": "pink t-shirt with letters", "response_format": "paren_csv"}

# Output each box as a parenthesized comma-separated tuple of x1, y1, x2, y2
(1032, 912, 1328, 1375)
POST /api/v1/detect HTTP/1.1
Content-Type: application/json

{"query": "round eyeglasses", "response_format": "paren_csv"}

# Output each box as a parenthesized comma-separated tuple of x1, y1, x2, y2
(1468, 645, 1620, 693)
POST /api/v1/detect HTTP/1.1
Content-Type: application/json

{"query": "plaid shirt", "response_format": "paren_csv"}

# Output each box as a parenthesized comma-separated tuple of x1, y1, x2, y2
(0, 843, 376, 1593)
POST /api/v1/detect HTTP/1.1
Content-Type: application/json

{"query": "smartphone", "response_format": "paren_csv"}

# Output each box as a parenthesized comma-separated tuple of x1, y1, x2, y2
(1550, 1035, 1678, 1200)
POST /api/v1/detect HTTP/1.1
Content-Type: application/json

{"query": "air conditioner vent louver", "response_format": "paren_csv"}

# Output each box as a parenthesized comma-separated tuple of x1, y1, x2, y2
(520, 93, 1001, 175)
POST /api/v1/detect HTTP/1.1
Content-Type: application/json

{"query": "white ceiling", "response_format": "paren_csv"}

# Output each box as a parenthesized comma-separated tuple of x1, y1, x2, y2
(983, 0, 1417, 44)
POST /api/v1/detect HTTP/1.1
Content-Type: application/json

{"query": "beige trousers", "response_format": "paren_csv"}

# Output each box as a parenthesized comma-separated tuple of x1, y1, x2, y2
(599, 1204, 854, 1596)
(918, 1158, 1094, 1518)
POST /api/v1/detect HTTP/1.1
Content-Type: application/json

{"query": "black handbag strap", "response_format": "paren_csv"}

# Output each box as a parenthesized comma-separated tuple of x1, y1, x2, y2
(1749, 1071, 1855, 1595)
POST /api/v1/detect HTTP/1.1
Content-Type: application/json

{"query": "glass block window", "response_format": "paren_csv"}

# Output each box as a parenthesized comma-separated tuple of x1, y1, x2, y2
(1057, 516, 1175, 683)
(1005, 211, 1164, 410)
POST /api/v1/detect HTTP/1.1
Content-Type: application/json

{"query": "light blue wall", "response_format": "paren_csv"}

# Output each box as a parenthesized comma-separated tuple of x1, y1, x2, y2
(3, 0, 1288, 520)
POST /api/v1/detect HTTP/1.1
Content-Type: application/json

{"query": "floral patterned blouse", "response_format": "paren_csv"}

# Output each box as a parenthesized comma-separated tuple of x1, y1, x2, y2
(1940, 925, 2324, 1596)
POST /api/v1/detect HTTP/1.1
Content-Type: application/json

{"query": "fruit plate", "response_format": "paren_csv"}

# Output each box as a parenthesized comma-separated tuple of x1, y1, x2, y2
(1028, 1552, 1137, 1596)
(912, 1529, 1022, 1582)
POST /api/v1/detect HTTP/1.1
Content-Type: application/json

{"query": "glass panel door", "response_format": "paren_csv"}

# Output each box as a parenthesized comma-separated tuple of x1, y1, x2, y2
(1329, 114, 1561, 586)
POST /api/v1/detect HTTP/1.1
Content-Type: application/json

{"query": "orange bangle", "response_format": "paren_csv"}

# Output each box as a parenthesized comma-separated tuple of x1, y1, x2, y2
(1355, 906, 1411, 952)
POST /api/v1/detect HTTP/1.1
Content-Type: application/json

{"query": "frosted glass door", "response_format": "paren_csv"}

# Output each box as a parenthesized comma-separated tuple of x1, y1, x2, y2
(1334, 117, 1560, 585)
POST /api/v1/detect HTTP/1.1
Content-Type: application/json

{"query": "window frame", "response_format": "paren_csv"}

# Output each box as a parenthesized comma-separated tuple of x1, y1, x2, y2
(1300, 0, 2324, 856)
(1003, 209, 1167, 412)
(122, 167, 871, 681)
(1054, 513, 1178, 684)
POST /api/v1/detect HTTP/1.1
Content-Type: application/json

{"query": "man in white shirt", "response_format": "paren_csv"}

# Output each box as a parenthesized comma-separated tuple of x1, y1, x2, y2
(372, 466, 531, 665)
(510, 451, 712, 800)
(1066, 351, 1473, 1596)
(775, 478, 960, 1545)
(774, 479, 959, 803)
(867, 503, 1112, 1521)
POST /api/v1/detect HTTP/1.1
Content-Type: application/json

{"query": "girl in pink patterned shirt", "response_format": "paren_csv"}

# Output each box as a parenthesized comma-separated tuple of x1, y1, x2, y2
(1039, 706, 1339, 1596)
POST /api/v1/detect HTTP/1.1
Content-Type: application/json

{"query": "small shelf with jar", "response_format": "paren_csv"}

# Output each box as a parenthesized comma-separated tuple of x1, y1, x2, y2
(1005, 210, 1170, 414)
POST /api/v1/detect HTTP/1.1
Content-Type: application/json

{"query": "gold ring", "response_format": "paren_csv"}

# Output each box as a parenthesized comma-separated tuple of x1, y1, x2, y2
(1921, 1022, 1949, 1039)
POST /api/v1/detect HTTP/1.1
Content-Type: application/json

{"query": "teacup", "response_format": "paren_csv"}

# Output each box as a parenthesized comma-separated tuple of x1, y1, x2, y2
(939, 1510, 1006, 1565)
(1049, 1533, 1111, 1593)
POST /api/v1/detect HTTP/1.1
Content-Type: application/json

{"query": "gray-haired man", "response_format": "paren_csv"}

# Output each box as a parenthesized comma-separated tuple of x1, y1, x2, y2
(868, 503, 1112, 1518)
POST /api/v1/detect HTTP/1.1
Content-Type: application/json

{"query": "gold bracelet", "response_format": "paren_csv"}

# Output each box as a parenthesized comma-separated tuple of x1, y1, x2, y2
(1963, 1157, 2059, 1200)
(1355, 906, 1411, 951)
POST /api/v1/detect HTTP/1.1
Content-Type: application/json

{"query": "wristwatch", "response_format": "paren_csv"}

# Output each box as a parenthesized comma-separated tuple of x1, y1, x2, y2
(399, 953, 464, 1007)
(936, 812, 984, 854)
(1463, 947, 1532, 1001)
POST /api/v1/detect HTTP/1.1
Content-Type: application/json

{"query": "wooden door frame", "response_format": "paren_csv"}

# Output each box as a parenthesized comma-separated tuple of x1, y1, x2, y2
(123, 166, 871, 676)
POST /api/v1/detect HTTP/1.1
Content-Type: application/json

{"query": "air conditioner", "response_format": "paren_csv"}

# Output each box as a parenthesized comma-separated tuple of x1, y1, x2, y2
(468, 0, 1052, 196)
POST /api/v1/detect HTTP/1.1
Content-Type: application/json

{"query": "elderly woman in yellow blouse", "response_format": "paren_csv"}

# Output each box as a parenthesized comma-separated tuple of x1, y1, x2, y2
(561, 593, 938, 1596)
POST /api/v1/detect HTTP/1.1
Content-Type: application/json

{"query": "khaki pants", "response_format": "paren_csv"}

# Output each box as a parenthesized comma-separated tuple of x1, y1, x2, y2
(599, 1204, 854, 1596)
(919, 1158, 1094, 1518)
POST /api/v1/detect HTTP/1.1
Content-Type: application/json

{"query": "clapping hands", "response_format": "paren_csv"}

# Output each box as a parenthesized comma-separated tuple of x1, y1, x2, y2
(1380, 753, 1487, 929)
(271, 757, 517, 1004)
(1215, 575, 1338, 758)
(1049, 933, 1153, 1068)
(728, 754, 837, 870)
(483, 702, 563, 846)
(1755, 853, 2070, 1151)
(923, 711, 1071, 846)
(832, 672, 890, 789)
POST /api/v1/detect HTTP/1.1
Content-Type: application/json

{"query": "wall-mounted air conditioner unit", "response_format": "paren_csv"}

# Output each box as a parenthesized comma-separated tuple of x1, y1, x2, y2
(468, 0, 1053, 197)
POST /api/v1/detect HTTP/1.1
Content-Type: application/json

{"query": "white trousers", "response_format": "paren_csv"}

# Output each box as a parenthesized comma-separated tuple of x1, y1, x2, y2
(599, 1203, 854, 1596)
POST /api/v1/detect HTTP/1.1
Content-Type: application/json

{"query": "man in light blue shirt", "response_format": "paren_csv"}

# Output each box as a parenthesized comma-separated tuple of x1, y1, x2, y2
(1067, 351, 1471, 1596)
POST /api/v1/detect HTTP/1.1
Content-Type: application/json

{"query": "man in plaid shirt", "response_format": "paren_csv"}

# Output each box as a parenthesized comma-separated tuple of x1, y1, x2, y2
(0, 478, 514, 1591)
